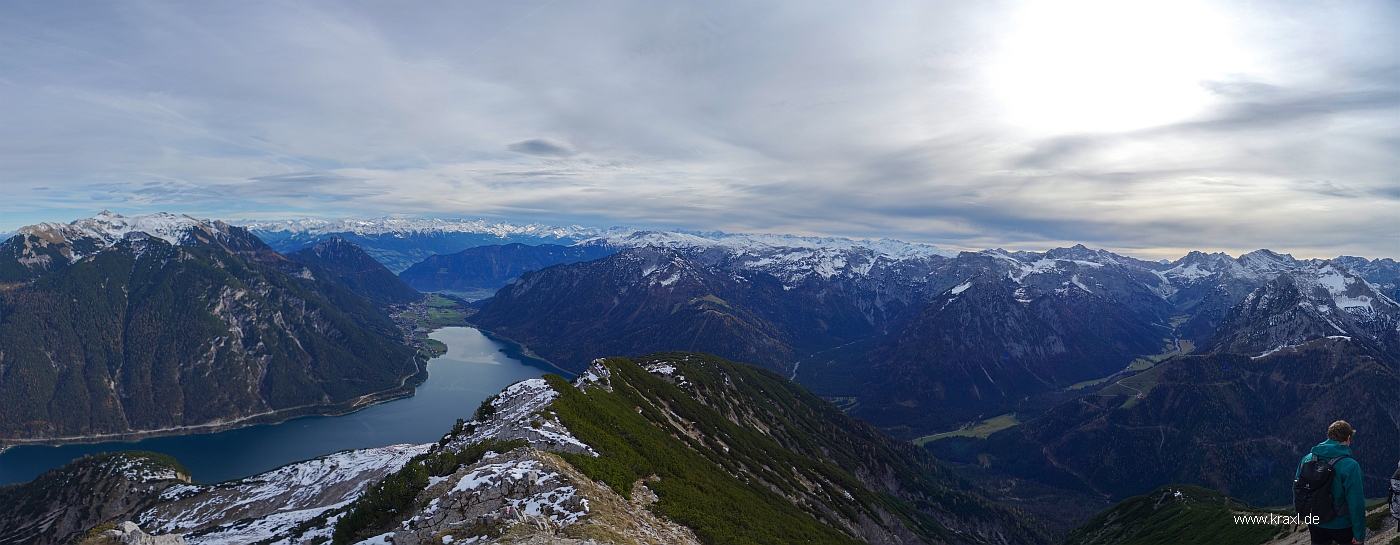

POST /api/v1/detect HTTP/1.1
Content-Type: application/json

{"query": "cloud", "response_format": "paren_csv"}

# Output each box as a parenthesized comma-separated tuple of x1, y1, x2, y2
(0, 1, 1395, 260)
(230, 171, 375, 199)
(508, 139, 574, 157)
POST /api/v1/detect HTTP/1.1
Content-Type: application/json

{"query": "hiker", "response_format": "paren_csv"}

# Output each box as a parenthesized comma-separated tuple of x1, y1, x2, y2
(1391, 460, 1400, 523)
(1295, 420, 1366, 545)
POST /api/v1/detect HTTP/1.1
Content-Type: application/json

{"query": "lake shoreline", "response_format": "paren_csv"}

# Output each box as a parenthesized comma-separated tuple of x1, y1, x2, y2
(0, 354, 431, 450)
(474, 328, 577, 379)
(0, 326, 552, 486)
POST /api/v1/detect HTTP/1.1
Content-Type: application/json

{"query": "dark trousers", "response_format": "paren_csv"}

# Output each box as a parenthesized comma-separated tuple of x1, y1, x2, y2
(1308, 524, 1355, 544)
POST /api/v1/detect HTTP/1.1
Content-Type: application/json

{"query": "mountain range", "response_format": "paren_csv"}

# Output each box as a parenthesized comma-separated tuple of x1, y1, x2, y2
(927, 261, 1400, 505)
(234, 218, 621, 273)
(460, 231, 1399, 439)
(0, 212, 423, 443)
(3, 211, 1400, 543)
(397, 243, 615, 298)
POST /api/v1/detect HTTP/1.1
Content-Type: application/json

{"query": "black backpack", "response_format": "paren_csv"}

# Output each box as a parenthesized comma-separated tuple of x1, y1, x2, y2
(1389, 465, 1399, 520)
(1295, 454, 1349, 524)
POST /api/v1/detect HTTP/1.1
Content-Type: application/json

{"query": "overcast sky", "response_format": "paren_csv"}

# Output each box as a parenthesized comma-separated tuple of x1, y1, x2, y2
(1, 1, 1396, 259)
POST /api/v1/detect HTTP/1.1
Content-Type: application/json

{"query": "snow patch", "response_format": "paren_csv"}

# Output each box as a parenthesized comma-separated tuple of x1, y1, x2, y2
(1334, 295, 1372, 311)
(448, 379, 596, 456)
(644, 361, 691, 388)
(573, 359, 612, 391)
(352, 532, 393, 545)
(144, 444, 429, 544)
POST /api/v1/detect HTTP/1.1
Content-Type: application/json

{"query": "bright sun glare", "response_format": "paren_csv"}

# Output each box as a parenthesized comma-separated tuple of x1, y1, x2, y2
(989, 0, 1248, 134)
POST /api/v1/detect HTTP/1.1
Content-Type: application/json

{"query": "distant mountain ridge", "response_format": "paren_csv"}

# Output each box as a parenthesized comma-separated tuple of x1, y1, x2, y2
(1200, 261, 1400, 357)
(398, 243, 614, 297)
(5, 212, 1398, 443)
(472, 246, 878, 375)
(288, 235, 422, 305)
(234, 217, 623, 273)
(234, 217, 613, 239)
(909, 252, 1400, 510)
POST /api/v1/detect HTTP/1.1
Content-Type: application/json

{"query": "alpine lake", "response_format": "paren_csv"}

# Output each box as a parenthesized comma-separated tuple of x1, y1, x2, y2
(0, 327, 569, 486)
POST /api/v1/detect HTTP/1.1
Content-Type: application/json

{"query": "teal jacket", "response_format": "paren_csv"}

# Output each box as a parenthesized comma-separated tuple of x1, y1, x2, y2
(1295, 440, 1366, 542)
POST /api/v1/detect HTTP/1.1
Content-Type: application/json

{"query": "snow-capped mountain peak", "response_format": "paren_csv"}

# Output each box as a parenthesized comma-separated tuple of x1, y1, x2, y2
(15, 211, 231, 252)
(1237, 249, 1301, 278)
(232, 217, 617, 240)
(587, 230, 956, 260)
(583, 230, 956, 284)
(1203, 260, 1400, 357)
(71, 211, 222, 246)
(1, 211, 248, 282)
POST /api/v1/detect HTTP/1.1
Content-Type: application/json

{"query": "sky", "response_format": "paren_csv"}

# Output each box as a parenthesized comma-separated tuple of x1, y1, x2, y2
(1, 1, 1396, 260)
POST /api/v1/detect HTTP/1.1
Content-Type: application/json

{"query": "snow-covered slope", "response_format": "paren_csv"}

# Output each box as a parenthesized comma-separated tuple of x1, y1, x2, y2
(140, 444, 429, 545)
(23, 211, 238, 254)
(441, 377, 595, 456)
(1201, 261, 1400, 357)
(378, 447, 701, 545)
(0, 211, 252, 281)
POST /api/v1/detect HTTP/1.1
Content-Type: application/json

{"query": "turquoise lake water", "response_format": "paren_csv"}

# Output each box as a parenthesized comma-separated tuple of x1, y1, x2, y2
(0, 327, 565, 486)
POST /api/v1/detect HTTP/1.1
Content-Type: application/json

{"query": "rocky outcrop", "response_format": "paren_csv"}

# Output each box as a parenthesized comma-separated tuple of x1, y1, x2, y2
(0, 451, 190, 545)
(385, 448, 700, 545)
(98, 522, 185, 545)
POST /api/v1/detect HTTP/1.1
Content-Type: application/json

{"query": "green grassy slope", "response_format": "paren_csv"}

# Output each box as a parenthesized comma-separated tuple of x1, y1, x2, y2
(1058, 484, 1288, 545)
(548, 352, 1051, 544)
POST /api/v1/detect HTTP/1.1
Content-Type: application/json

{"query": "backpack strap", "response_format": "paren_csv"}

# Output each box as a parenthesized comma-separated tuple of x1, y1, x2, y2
(1328, 456, 1353, 513)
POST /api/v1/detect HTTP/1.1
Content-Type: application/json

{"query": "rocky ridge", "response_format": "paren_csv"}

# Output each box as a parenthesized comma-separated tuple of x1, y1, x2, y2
(1199, 261, 1400, 358)
(0, 451, 192, 545)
